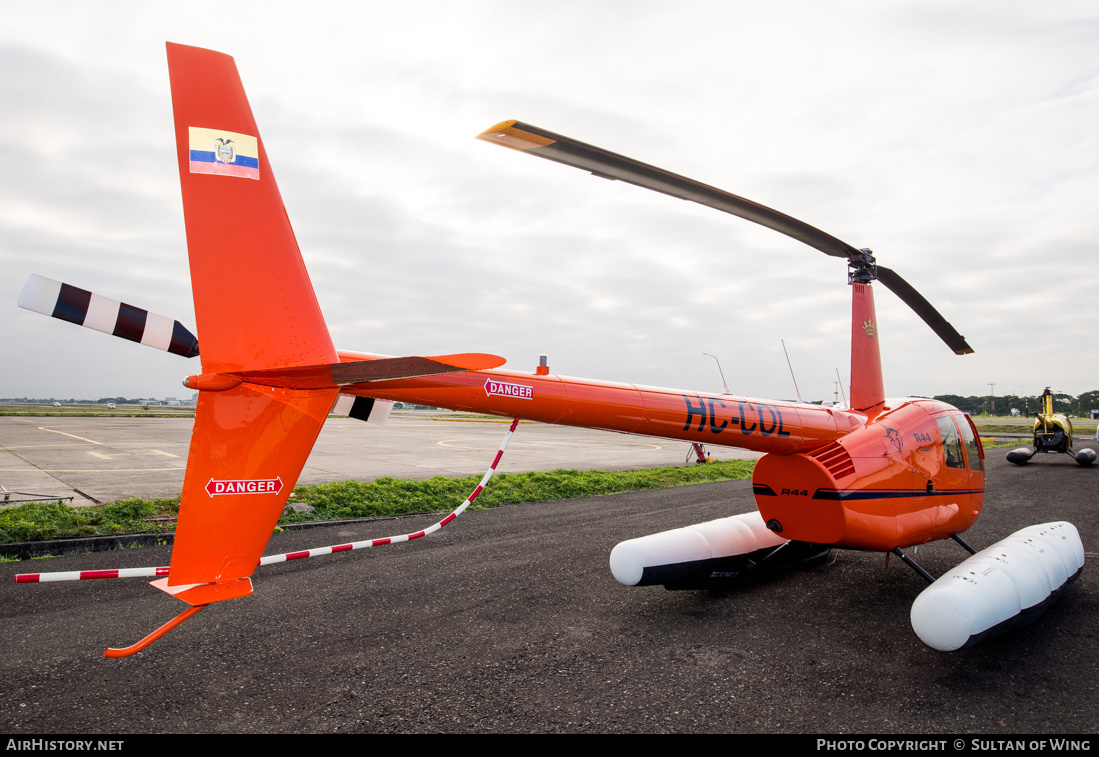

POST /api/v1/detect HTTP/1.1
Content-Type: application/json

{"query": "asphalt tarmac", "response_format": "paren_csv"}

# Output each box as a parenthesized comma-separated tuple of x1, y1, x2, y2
(0, 414, 761, 504)
(1, 435, 1096, 734)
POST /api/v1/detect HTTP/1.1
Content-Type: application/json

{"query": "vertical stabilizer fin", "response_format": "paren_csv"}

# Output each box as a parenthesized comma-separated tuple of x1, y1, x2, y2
(166, 42, 336, 374)
(165, 43, 341, 591)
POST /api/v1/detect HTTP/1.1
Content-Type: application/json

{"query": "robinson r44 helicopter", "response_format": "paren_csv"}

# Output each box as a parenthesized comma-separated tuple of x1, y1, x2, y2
(1006, 388, 1097, 466)
(16, 44, 1083, 656)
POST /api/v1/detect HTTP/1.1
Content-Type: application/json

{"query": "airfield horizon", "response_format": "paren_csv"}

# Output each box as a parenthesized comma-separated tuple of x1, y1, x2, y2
(2, 413, 1094, 506)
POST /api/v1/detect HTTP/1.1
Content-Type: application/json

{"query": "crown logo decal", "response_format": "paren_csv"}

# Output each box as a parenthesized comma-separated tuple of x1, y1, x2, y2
(861, 319, 876, 337)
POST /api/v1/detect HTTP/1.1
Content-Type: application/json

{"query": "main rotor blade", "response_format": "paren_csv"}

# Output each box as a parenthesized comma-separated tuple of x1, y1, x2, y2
(477, 120, 861, 261)
(876, 267, 973, 355)
(479, 120, 974, 356)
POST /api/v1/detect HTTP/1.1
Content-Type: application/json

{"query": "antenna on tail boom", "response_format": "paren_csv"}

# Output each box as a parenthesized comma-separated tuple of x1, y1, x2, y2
(780, 340, 803, 404)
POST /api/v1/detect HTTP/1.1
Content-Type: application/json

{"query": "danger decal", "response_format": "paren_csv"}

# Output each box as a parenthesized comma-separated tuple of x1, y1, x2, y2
(205, 477, 283, 497)
(484, 378, 534, 400)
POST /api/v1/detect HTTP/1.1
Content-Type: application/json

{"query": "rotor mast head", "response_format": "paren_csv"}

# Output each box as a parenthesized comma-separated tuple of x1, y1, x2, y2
(847, 248, 878, 285)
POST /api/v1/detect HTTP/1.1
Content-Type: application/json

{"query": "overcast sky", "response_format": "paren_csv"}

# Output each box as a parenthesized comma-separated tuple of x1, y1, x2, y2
(2, 1, 1096, 404)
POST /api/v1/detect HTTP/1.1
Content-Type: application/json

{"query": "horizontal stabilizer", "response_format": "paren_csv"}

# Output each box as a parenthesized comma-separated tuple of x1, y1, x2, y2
(19, 274, 199, 358)
(231, 352, 506, 389)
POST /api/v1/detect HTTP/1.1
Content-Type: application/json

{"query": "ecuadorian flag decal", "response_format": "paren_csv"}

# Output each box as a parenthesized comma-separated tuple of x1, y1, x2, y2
(188, 127, 260, 180)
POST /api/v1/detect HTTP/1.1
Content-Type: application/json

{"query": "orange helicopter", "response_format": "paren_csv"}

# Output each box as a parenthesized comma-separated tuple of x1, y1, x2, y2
(17, 43, 1083, 655)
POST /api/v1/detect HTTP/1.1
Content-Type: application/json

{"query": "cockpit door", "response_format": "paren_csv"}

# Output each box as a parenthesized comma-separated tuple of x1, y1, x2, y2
(933, 413, 972, 514)
(956, 413, 986, 512)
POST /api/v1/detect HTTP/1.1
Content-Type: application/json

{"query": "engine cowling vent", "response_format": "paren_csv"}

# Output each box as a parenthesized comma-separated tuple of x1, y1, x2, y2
(809, 442, 856, 481)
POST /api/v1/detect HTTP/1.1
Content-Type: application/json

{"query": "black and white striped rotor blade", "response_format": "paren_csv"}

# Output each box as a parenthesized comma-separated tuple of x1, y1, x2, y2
(332, 395, 394, 425)
(19, 274, 199, 358)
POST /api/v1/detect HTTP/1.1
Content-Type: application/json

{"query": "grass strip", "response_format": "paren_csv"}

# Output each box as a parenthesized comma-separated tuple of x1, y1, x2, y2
(0, 460, 756, 545)
(0, 498, 181, 544)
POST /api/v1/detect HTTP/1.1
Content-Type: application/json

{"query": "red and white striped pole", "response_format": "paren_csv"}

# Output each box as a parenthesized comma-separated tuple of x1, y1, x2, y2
(15, 419, 520, 584)
(14, 566, 169, 584)
(259, 418, 519, 565)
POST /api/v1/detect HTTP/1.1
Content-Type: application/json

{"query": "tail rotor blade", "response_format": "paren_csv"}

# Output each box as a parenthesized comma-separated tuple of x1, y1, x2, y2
(876, 266, 972, 355)
(19, 274, 199, 358)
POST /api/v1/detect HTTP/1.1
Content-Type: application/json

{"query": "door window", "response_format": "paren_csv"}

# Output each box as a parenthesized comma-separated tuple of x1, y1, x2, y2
(936, 416, 965, 469)
(955, 414, 983, 472)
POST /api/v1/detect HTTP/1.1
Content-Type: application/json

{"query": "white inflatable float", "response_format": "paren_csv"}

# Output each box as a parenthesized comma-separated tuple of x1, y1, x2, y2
(609, 511, 798, 589)
(910, 522, 1084, 651)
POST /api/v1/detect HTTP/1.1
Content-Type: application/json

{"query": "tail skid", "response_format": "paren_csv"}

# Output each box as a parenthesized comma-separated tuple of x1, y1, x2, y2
(104, 605, 208, 659)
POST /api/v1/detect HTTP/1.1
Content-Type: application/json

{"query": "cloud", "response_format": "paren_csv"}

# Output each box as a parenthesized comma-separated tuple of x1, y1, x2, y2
(2, 2, 1097, 402)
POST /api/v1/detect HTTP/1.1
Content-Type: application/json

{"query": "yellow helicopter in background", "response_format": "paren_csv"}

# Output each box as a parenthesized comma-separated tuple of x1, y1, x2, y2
(1007, 387, 1096, 465)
